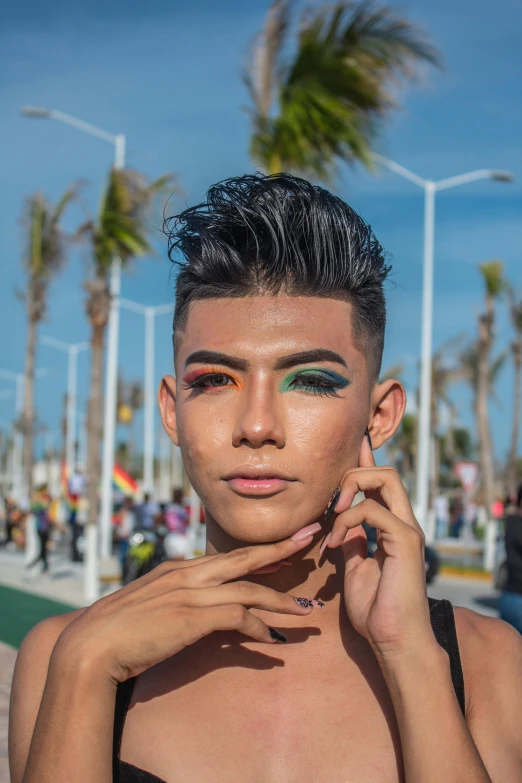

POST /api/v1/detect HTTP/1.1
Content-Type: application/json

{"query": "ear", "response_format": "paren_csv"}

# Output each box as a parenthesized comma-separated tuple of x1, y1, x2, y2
(367, 378, 406, 450)
(158, 375, 179, 446)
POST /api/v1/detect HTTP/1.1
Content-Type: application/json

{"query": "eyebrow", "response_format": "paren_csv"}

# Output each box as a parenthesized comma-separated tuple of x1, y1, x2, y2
(183, 348, 348, 372)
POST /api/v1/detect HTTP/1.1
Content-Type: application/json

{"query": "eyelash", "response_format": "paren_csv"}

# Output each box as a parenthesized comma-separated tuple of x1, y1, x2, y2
(290, 373, 343, 398)
(182, 371, 344, 398)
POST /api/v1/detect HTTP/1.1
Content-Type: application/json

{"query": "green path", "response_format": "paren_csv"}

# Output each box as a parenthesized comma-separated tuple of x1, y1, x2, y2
(0, 585, 76, 649)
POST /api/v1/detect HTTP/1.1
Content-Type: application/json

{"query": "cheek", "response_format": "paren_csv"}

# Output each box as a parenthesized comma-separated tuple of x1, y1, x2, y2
(176, 404, 229, 470)
(289, 402, 364, 477)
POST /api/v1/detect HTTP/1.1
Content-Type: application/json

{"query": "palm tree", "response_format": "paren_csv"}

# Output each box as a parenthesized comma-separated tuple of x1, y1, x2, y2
(476, 261, 505, 516)
(507, 285, 522, 496)
(117, 375, 144, 474)
(80, 168, 172, 529)
(460, 336, 506, 516)
(21, 189, 75, 500)
(427, 334, 468, 498)
(244, 0, 441, 181)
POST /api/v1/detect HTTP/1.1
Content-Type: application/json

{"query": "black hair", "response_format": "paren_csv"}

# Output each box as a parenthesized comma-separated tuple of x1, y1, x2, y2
(164, 173, 391, 383)
(517, 483, 522, 509)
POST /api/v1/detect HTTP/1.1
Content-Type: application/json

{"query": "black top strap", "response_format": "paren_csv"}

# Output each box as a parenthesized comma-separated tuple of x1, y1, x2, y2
(113, 677, 137, 780)
(428, 597, 466, 716)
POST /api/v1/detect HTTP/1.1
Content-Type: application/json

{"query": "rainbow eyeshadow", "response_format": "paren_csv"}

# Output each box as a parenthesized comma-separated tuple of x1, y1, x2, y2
(181, 366, 244, 392)
(279, 367, 350, 395)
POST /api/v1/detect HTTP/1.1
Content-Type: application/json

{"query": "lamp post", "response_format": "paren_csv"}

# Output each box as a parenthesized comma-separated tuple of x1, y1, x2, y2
(40, 336, 88, 478)
(373, 154, 514, 540)
(22, 106, 126, 599)
(118, 298, 172, 492)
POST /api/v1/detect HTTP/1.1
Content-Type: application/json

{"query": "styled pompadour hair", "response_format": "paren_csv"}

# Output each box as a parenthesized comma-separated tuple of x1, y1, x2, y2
(165, 173, 391, 383)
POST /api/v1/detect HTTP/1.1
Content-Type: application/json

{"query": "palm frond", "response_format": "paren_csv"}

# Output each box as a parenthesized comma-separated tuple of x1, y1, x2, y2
(479, 260, 505, 298)
(247, 0, 441, 180)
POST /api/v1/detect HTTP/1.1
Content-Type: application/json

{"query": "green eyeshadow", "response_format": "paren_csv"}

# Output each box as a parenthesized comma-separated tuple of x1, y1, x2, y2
(279, 367, 350, 393)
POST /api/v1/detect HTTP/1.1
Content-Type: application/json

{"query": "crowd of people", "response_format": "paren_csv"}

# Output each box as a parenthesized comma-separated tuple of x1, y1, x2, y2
(0, 478, 193, 583)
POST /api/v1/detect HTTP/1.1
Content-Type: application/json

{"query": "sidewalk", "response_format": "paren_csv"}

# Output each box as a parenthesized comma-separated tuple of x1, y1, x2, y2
(0, 545, 121, 610)
(0, 642, 17, 783)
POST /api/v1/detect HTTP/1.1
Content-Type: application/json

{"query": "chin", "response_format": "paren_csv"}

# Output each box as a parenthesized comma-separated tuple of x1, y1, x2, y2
(204, 495, 321, 543)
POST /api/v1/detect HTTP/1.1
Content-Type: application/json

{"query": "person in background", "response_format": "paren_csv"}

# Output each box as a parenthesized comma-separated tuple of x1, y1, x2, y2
(499, 484, 522, 634)
(433, 493, 449, 539)
(117, 496, 136, 582)
(67, 468, 86, 562)
(164, 488, 189, 534)
(25, 485, 53, 575)
(134, 492, 158, 530)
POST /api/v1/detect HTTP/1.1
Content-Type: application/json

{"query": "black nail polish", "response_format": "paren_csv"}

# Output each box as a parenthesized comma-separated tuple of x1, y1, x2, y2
(324, 487, 341, 523)
(268, 627, 287, 643)
(295, 598, 313, 608)
(365, 426, 373, 450)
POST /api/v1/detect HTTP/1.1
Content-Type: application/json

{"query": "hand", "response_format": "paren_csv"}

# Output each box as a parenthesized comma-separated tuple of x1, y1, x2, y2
(54, 532, 321, 684)
(324, 435, 437, 659)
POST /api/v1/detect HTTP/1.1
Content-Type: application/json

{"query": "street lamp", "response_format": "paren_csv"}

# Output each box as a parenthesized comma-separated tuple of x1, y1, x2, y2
(118, 300, 172, 502)
(40, 336, 88, 478)
(373, 154, 514, 540)
(22, 105, 126, 600)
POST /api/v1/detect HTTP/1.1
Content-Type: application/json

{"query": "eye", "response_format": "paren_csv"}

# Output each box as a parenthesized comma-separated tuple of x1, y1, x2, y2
(181, 371, 236, 397)
(289, 372, 346, 398)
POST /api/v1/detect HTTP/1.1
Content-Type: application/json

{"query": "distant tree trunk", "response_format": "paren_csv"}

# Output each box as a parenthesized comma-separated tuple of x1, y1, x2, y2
(477, 302, 495, 517)
(508, 342, 522, 497)
(86, 324, 105, 528)
(22, 315, 37, 500)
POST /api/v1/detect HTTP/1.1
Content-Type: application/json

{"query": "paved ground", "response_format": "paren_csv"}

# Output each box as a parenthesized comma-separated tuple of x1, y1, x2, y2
(0, 552, 505, 782)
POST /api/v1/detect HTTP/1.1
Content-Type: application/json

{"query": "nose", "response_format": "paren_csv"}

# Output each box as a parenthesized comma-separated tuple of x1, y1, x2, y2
(231, 376, 285, 449)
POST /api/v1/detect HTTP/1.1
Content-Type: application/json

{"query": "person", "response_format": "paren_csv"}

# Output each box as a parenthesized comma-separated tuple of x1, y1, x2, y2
(433, 493, 449, 539)
(9, 174, 522, 783)
(117, 496, 137, 581)
(164, 488, 189, 534)
(134, 492, 159, 530)
(67, 468, 86, 562)
(498, 484, 522, 634)
(25, 485, 53, 574)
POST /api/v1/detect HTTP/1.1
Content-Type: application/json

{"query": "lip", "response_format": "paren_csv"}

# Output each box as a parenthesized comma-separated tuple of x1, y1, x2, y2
(222, 466, 296, 497)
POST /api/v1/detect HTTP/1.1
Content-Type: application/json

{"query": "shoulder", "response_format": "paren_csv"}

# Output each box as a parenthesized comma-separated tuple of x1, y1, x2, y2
(9, 609, 85, 783)
(453, 606, 522, 779)
(453, 605, 522, 702)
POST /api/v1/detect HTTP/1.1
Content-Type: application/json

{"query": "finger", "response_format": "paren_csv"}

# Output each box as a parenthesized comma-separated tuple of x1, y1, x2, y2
(187, 604, 287, 645)
(334, 468, 416, 527)
(189, 530, 320, 588)
(340, 526, 368, 576)
(358, 432, 376, 469)
(327, 498, 424, 551)
(171, 582, 320, 615)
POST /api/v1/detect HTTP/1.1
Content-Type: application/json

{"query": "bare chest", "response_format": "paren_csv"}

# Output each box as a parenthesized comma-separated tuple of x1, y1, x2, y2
(121, 638, 405, 783)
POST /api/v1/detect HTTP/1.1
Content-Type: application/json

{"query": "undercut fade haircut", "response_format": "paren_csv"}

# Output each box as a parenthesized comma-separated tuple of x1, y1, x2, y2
(164, 173, 392, 384)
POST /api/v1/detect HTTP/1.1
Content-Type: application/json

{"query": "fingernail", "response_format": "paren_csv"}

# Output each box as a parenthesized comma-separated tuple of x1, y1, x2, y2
(280, 560, 293, 566)
(319, 533, 332, 555)
(291, 522, 322, 541)
(295, 598, 325, 609)
(268, 627, 287, 643)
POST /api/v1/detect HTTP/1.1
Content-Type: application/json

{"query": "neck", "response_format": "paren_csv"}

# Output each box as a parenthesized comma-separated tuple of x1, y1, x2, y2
(204, 515, 347, 624)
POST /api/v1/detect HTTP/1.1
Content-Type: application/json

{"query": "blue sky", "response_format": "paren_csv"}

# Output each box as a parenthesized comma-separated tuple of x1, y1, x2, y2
(0, 0, 521, 465)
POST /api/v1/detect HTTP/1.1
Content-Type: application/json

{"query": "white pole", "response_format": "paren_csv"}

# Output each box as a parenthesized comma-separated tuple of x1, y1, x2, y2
(415, 182, 436, 539)
(66, 346, 78, 476)
(99, 133, 126, 560)
(143, 308, 155, 493)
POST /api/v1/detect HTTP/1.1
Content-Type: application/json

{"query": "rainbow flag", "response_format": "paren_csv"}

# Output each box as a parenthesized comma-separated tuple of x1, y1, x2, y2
(113, 463, 138, 496)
